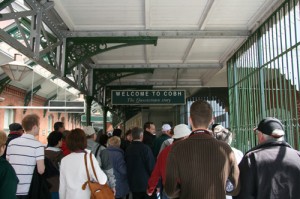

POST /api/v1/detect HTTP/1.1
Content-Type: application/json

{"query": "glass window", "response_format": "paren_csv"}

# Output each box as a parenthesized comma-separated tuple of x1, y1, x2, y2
(4, 109, 14, 132)
(48, 115, 53, 135)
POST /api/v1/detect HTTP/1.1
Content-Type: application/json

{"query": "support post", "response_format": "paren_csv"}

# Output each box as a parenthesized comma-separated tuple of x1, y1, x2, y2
(102, 106, 109, 134)
(85, 95, 93, 126)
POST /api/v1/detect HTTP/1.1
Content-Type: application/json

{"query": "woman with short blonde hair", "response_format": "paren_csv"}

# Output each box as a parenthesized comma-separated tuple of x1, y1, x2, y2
(0, 130, 18, 198)
(108, 136, 121, 147)
(107, 136, 130, 199)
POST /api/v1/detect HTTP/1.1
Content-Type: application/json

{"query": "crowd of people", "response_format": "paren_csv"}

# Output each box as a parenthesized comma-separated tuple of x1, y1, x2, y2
(0, 99, 300, 199)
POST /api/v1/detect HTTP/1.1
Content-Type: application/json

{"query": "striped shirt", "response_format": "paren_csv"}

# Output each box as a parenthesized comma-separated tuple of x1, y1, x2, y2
(6, 134, 44, 196)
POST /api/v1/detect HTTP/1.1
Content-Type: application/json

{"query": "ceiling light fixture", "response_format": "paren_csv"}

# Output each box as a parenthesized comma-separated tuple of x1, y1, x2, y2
(0, 54, 32, 81)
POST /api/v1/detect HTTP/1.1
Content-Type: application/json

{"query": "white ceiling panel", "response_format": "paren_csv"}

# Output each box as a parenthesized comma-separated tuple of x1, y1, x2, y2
(187, 38, 237, 61)
(204, 0, 276, 29)
(149, 39, 191, 62)
(150, 0, 208, 28)
(54, 0, 145, 30)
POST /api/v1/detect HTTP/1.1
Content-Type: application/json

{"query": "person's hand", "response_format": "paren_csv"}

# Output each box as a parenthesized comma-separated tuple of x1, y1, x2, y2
(147, 191, 153, 196)
(112, 187, 116, 196)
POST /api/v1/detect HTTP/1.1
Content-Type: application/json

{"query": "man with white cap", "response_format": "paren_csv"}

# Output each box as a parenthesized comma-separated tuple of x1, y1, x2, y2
(147, 124, 191, 199)
(83, 126, 116, 194)
(152, 124, 172, 158)
(234, 117, 300, 199)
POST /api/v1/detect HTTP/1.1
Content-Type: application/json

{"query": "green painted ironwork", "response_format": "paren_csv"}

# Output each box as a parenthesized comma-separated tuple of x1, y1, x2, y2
(94, 69, 154, 88)
(64, 36, 158, 75)
(0, 0, 15, 11)
(0, 76, 11, 94)
(23, 85, 41, 114)
(227, 0, 300, 152)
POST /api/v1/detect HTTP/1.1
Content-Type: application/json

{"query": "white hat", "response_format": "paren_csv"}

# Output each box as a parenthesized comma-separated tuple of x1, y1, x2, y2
(83, 126, 96, 136)
(162, 124, 172, 132)
(173, 124, 191, 139)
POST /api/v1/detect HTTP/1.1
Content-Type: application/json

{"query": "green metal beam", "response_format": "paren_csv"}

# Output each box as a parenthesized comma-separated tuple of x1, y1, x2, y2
(23, 85, 41, 114)
(65, 36, 158, 75)
(93, 68, 154, 94)
(0, 76, 11, 94)
(0, 0, 15, 11)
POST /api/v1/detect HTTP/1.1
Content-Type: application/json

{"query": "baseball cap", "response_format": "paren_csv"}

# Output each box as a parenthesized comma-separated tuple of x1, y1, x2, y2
(83, 126, 96, 136)
(172, 124, 191, 139)
(255, 117, 284, 137)
(9, 123, 23, 131)
(162, 124, 171, 132)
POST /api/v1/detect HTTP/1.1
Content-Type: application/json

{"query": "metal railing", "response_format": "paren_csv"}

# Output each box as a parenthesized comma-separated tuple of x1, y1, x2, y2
(228, 0, 300, 152)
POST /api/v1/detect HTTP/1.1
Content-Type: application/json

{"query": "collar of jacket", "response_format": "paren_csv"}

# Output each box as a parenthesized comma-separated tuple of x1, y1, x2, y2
(245, 140, 292, 156)
(189, 129, 212, 137)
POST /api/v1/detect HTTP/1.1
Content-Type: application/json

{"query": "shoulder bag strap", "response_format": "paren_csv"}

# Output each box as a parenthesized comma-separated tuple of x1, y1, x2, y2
(84, 153, 91, 182)
(89, 152, 99, 182)
(82, 153, 92, 190)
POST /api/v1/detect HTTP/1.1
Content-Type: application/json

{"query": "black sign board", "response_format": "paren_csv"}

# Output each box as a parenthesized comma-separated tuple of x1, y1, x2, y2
(111, 90, 186, 105)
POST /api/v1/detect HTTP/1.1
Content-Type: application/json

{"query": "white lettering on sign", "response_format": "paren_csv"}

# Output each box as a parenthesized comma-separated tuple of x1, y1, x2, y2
(118, 91, 184, 97)
(112, 90, 185, 105)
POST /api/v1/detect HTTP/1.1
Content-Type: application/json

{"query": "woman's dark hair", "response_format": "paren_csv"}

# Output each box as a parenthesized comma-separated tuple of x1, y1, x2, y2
(47, 131, 63, 147)
(66, 128, 87, 152)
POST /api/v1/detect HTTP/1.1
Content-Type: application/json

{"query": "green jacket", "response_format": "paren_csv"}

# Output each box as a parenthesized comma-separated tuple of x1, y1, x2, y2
(0, 157, 18, 198)
(152, 134, 171, 157)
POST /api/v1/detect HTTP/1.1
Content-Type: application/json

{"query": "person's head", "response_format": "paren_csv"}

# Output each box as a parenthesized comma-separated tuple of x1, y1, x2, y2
(108, 136, 121, 147)
(62, 130, 70, 140)
(54, 122, 65, 133)
(132, 127, 144, 141)
(67, 128, 87, 152)
(189, 100, 213, 130)
(9, 123, 24, 135)
(125, 129, 132, 142)
(113, 129, 122, 137)
(22, 114, 40, 136)
(47, 131, 63, 147)
(254, 117, 285, 144)
(211, 123, 220, 132)
(98, 134, 109, 147)
(82, 126, 96, 140)
(213, 125, 233, 145)
(144, 122, 156, 135)
(172, 124, 191, 142)
(0, 130, 7, 156)
(162, 124, 172, 136)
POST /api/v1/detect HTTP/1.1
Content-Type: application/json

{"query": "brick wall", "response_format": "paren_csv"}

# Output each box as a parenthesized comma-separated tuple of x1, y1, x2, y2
(0, 85, 81, 144)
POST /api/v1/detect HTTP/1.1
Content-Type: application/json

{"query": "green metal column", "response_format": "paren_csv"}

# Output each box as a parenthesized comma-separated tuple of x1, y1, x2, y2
(102, 106, 109, 134)
(85, 96, 93, 126)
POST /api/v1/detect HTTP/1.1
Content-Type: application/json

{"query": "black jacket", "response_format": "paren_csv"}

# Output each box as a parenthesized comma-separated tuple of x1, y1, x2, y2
(125, 141, 155, 192)
(234, 141, 300, 199)
(142, 130, 156, 151)
(28, 167, 51, 199)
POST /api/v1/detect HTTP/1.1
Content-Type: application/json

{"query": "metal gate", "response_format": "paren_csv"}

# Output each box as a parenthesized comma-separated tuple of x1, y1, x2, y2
(228, 0, 300, 152)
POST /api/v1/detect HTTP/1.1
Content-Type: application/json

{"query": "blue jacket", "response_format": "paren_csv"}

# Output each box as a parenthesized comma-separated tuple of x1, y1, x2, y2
(107, 146, 129, 198)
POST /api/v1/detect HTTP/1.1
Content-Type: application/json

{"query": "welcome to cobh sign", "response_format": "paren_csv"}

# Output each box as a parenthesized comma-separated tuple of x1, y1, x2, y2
(111, 90, 186, 105)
